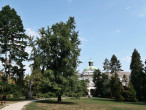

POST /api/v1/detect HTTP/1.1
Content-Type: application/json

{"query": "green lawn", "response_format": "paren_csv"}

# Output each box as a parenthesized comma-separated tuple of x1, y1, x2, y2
(23, 97, 146, 110)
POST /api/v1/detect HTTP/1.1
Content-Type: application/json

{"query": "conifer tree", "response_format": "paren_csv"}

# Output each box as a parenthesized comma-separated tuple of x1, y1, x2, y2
(110, 55, 122, 73)
(130, 49, 145, 100)
(123, 81, 137, 102)
(122, 74, 128, 87)
(93, 69, 102, 97)
(110, 73, 123, 100)
(103, 58, 110, 73)
(0, 5, 28, 98)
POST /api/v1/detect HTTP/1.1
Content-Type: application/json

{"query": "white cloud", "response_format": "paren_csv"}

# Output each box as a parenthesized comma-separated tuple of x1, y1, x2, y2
(125, 6, 131, 10)
(115, 29, 120, 33)
(68, 0, 72, 3)
(79, 37, 88, 42)
(121, 56, 131, 63)
(138, 14, 145, 17)
(26, 28, 39, 37)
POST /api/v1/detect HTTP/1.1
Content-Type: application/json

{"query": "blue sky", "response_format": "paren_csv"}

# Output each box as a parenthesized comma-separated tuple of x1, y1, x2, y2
(1, 0, 146, 74)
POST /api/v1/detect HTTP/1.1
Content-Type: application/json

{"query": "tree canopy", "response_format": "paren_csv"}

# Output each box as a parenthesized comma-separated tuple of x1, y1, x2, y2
(0, 5, 29, 99)
(30, 17, 82, 102)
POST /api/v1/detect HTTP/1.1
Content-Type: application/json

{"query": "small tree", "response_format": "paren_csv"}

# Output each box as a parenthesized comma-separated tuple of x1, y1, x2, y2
(110, 73, 123, 100)
(110, 55, 122, 73)
(103, 58, 110, 73)
(93, 69, 110, 97)
(100, 73, 110, 97)
(93, 69, 102, 97)
(122, 74, 128, 87)
(123, 82, 137, 102)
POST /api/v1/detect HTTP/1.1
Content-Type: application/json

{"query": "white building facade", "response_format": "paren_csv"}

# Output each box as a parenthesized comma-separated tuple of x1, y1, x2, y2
(79, 60, 131, 96)
(82, 60, 98, 96)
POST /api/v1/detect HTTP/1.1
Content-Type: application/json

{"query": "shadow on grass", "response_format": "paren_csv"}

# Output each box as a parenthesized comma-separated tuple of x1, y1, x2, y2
(35, 100, 77, 105)
(92, 97, 146, 106)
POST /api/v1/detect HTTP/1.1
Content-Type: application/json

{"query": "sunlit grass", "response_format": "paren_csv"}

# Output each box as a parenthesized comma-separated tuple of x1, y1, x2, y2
(23, 97, 146, 110)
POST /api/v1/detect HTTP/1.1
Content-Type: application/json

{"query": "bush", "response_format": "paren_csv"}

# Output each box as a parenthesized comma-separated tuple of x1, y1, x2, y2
(123, 90, 137, 102)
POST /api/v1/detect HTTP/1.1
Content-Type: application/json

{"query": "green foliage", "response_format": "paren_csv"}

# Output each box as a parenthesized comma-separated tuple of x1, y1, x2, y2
(130, 49, 145, 100)
(110, 55, 122, 73)
(0, 5, 29, 99)
(93, 69, 110, 97)
(103, 58, 110, 73)
(93, 69, 102, 97)
(30, 17, 81, 102)
(110, 73, 123, 100)
(100, 73, 110, 97)
(122, 82, 137, 102)
(64, 76, 88, 98)
(122, 74, 128, 87)
(30, 68, 43, 97)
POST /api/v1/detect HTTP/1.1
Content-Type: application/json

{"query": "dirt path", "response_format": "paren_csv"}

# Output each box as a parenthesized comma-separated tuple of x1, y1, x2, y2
(1, 101, 32, 110)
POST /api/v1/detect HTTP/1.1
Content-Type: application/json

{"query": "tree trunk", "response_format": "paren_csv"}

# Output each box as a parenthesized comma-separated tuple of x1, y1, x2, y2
(26, 90, 32, 99)
(5, 51, 7, 76)
(5, 51, 9, 82)
(2, 95, 7, 101)
(8, 42, 12, 83)
(57, 95, 61, 103)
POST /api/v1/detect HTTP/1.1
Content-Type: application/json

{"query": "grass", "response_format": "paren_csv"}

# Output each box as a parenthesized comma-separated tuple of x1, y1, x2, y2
(23, 97, 146, 110)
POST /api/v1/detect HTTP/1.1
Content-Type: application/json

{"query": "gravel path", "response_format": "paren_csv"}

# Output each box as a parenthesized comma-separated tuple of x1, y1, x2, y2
(0, 101, 32, 110)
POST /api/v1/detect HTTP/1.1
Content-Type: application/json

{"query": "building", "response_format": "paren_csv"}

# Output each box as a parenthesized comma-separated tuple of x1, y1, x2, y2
(81, 60, 98, 96)
(79, 60, 131, 96)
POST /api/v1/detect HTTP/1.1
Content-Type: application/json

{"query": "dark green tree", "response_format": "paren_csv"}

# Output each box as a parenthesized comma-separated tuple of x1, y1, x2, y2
(100, 73, 110, 97)
(64, 76, 88, 98)
(122, 74, 128, 87)
(142, 60, 146, 100)
(110, 55, 122, 73)
(103, 58, 110, 73)
(0, 5, 29, 99)
(110, 73, 123, 100)
(122, 81, 137, 102)
(30, 17, 81, 102)
(130, 49, 145, 100)
(93, 69, 102, 97)
(93, 69, 110, 97)
(0, 5, 28, 82)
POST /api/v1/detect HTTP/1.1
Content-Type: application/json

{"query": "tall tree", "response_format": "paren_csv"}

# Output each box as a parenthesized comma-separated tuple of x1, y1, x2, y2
(0, 5, 28, 98)
(30, 17, 81, 102)
(110, 55, 122, 73)
(130, 49, 144, 100)
(143, 60, 146, 100)
(103, 58, 110, 73)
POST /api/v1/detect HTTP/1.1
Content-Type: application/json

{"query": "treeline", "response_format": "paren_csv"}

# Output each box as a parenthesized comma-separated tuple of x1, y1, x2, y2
(93, 50, 146, 101)
(0, 5, 88, 102)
